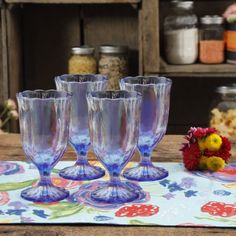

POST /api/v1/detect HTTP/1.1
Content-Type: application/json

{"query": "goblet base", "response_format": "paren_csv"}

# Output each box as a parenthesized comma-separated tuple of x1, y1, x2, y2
(91, 181, 139, 204)
(123, 164, 168, 181)
(21, 185, 69, 202)
(59, 163, 105, 181)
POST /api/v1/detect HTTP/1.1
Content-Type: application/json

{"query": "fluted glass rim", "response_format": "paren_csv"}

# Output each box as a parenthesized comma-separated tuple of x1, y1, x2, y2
(55, 74, 108, 84)
(16, 89, 72, 101)
(87, 90, 142, 101)
(120, 76, 172, 86)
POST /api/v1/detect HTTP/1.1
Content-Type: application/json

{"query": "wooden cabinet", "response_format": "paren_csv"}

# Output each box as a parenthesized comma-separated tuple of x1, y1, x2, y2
(0, 0, 236, 133)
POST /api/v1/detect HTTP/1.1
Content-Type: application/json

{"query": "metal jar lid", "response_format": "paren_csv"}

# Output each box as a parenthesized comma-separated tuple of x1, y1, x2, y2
(71, 46, 95, 55)
(99, 45, 128, 54)
(200, 15, 224, 25)
(216, 85, 236, 94)
(171, 1, 194, 9)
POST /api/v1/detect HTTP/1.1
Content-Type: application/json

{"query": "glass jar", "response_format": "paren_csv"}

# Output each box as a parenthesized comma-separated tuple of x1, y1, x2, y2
(68, 46, 97, 74)
(210, 85, 236, 139)
(225, 23, 236, 64)
(98, 45, 128, 90)
(199, 16, 225, 64)
(164, 1, 198, 65)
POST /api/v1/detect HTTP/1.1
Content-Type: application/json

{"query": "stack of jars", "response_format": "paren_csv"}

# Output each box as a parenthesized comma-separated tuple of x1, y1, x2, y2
(163, 0, 232, 65)
(68, 45, 128, 90)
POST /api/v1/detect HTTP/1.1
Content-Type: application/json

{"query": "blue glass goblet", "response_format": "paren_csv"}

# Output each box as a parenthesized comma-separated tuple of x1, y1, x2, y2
(55, 74, 107, 180)
(17, 90, 72, 202)
(87, 90, 142, 203)
(120, 76, 172, 181)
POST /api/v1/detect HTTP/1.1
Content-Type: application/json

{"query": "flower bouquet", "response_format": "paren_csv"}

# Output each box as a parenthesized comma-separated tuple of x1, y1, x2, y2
(181, 127, 231, 172)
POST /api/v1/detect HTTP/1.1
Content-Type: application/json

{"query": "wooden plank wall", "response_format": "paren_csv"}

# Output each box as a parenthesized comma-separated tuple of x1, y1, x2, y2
(22, 4, 138, 89)
(82, 4, 139, 76)
(23, 5, 81, 90)
(0, 7, 8, 103)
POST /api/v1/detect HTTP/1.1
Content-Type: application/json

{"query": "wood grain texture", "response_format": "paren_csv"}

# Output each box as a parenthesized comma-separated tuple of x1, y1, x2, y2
(0, 134, 183, 162)
(160, 58, 236, 76)
(141, 0, 160, 73)
(5, 5, 23, 99)
(0, 7, 9, 103)
(5, 0, 141, 4)
(0, 225, 236, 236)
(0, 134, 236, 235)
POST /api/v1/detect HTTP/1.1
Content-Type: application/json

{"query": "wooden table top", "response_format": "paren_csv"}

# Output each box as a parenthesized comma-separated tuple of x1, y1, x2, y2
(0, 133, 235, 236)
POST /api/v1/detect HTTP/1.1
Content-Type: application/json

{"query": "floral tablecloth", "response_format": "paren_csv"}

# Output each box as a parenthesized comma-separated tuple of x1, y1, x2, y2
(0, 161, 236, 227)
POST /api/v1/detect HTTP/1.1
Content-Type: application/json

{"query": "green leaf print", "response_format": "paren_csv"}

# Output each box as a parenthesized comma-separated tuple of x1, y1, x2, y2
(51, 168, 60, 174)
(195, 216, 236, 225)
(33, 202, 84, 220)
(0, 179, 36, 191)
(129, 219, 157, 225)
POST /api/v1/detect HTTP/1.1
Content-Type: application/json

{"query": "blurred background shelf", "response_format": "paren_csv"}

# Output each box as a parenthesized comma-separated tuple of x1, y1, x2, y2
(0, 0, 235, 133)
(159, 58, 236, 78)
(5, 0, 141, 4)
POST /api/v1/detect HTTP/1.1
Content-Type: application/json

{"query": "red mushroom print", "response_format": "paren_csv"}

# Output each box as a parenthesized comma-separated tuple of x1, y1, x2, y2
(115, 204, 159, 217)
(201, 201, 236, 217)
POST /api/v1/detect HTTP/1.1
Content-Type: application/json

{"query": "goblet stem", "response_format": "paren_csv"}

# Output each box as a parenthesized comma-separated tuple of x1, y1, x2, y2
(38, 169, 52, 186)
(109, 173, 121, 186)
(123, 149, 169, 181)
(91, 170, 139, 203)
(140, 153, 152, 166)
(76, 154, 89, 165)
(59, 146, 105, 180)
(21, 166, 69, 202)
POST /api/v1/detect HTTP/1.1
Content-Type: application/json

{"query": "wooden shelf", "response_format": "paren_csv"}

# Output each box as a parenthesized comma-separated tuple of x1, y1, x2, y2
(160, 58, 236, 77)
(5, 0, 141, 4)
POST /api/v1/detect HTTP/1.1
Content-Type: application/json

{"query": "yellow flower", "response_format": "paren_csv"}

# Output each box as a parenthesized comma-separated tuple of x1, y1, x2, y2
(204, 133, 222, 151)
(198, 138, 206, 151)
(206, 156, 225, 172)
(199, 156, 208, 170)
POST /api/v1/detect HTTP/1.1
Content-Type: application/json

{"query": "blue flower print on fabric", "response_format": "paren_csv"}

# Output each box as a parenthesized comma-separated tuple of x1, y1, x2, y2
(33, 210, 49, 219)
(213, 190, 231, 196)
(184, 190, 198, 198)
(94, 215, 113, 221)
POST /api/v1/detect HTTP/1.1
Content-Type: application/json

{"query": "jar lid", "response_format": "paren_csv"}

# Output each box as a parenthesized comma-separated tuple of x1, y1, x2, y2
(71, 46, 95, 55)
(200, 15, 224, 25)
(99, 45, 128, 54)
(171, 1, 194, 9)
(216, 85, 236, 94)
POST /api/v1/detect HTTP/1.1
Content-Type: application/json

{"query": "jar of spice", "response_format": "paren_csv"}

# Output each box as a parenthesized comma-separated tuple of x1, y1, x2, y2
(199, 16, 225, 64)
(68, 46, 97, 74)
(225, 23, 236, 64)
(98, 45, 128, 90)
(210, 85, 236, 139)
(164, 1, 198, 65)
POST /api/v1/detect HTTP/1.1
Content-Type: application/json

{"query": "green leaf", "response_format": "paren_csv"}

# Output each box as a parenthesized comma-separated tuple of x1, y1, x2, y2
(129, 219, 157, 225)
(86, 207, 109, 214)
(0, 179, 36, 191)
(195, 216, 236, 224)
(33, 202, 84, 220)
(51, 168, 60, 174)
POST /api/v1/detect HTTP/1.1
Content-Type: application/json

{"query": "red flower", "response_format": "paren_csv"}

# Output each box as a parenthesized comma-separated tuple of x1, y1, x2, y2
(204, 136, 231, 162)
(182, 143, 201, 171)
(115, 204, 159, 217)
(192, 127, 216, 139)
(201, 201, 236, 217)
